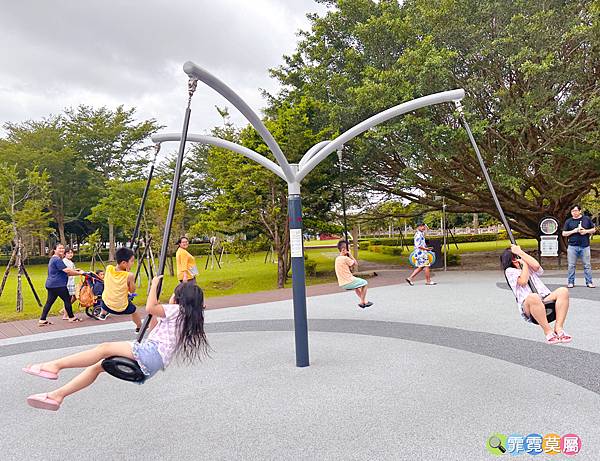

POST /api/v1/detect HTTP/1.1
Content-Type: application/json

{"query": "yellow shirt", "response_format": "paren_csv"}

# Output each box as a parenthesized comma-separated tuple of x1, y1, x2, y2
(176, 247, 197, 281)
(102, 265, 130, 311)
(335, 255, 356, 286)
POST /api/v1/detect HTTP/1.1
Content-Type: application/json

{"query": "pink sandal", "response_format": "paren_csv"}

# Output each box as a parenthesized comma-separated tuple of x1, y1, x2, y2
(27, 393, 61, 411)
(22, 364, 58, 380)
(556, 331, 572, 343)
(545, 332, 560, 345)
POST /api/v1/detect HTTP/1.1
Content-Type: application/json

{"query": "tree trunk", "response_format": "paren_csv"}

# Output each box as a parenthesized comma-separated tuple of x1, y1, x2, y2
(275, 220, 291, 289)
(55, 212, 67, 245)
(15, 240, 23, 312)
(166, 255, 174, 276)
(108, 220, 115, 261)
(472, 213, 479, 229)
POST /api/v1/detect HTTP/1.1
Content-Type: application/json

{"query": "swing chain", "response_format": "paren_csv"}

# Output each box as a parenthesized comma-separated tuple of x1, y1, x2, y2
(187, 78, 198, 108)
(453, 100, 465, 115)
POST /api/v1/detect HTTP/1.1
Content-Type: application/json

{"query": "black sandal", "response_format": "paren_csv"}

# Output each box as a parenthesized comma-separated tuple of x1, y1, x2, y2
(38, 320, 54, 327)
(68, 317, 82, 323)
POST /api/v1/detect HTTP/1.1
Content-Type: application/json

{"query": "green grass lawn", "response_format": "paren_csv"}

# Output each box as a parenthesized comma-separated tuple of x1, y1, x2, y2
(357, 238, 541, 267)
(0, 250, 337, 323)
(304, 239, 340, 247)
(0, 237, 594, 322)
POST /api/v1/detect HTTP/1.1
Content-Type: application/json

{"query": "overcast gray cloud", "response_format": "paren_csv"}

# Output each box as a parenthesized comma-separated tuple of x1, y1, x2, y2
(0, 0, 327, 140)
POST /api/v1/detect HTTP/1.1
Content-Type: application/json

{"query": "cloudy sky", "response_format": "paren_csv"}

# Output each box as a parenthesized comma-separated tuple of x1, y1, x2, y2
(0, 0, 327, 141)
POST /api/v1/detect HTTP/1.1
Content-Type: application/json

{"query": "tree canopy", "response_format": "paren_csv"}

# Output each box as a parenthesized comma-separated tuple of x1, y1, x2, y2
(272, 0, 600, 236)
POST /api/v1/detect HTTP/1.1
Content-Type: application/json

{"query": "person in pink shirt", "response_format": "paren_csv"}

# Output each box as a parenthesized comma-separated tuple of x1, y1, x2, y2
(22, 276, 209, 411)
(335, 240, 372, 308)
(501, 244, 571, 344)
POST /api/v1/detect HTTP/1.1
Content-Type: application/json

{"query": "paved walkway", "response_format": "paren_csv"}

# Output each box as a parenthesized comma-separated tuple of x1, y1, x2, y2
(0, 269, 397, 339)
(1, 270, 599, 460)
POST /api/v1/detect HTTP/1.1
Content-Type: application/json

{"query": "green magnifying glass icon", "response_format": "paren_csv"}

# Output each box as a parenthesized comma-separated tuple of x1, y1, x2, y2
(488, 436, 506, 453)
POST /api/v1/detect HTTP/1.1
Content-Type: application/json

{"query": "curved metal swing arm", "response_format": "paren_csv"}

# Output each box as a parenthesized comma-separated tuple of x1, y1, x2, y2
(183, 61, 295, 183)
(151, 133, 287, 181)
(298, 140, 331, 169)
(296, 89, 465, 182)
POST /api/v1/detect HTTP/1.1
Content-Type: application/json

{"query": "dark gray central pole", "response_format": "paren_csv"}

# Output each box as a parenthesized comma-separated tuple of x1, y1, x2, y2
(288, 166, 309, 367)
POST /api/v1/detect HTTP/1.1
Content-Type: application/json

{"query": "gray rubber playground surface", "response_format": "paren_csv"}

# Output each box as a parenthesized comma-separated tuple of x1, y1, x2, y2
(1, 270, 599, 460)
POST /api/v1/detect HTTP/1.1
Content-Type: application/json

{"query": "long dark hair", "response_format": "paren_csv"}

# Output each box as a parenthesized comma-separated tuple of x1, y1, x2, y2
(173, 282, 209, 362)
(500, 248, 517, 272)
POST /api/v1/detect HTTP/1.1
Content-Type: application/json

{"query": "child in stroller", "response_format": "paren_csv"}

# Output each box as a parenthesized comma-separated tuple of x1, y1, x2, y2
(79, 271, 105, 319)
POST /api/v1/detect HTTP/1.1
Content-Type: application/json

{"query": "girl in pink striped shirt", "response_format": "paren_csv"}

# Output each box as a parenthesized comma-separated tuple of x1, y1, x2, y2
(501, 244, 571, 345)
(23, 276, 209, 411)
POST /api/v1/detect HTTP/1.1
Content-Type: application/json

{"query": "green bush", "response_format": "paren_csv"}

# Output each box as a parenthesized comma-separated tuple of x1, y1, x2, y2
(368, 245, 403, 256)
(186, 243, 212, 256)
(304, 254, 318, 276)
(446, 253, 461, 266)
(367, 233, 500, 246)
(0, 255, 51, 266)
(368, 238, 410, 246)
(382, 246, 403, 256)
(498, 230, 523, 240)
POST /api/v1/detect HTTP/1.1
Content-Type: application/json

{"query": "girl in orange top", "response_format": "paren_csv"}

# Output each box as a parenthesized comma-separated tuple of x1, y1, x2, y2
(176, 237, 198, 283)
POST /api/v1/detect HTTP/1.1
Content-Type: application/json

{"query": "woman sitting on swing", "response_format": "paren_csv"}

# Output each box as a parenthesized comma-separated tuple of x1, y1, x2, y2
(501, 244, 572, 344)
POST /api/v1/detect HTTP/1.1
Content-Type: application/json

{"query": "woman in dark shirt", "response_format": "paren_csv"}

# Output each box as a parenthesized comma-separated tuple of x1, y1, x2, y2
(39, 243, 84, 326)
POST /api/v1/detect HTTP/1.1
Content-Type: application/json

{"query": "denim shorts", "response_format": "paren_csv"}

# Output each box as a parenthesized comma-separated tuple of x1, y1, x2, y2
(131, 340, 164, 379)
(342, 277, 368, 290)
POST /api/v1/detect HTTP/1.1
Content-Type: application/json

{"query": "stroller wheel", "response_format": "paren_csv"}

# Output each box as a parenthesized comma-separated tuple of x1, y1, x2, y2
(85, 305, 102, 319)
(85, 306, 96, 319)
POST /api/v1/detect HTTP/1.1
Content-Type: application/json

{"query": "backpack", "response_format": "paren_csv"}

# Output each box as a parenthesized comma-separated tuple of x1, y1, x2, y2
(79, 284, 95, 308)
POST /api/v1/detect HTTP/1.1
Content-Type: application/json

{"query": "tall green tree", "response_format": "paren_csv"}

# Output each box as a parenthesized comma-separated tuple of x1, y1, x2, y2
(63, 105, 161, 180)
(0, 163, 51, 311)
(1, 118, 98, 244)
(273, 0, 600, 238)
(189, 98, 335, 288)
(87, 180, 143, 260)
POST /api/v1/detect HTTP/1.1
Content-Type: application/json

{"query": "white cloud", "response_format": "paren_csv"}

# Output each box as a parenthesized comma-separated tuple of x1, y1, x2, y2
(0, 0, 327, 142)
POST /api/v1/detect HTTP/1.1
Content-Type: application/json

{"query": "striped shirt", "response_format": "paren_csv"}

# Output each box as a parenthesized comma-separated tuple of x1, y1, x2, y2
(505, 266, 551, 307)
(148, 304, 182, 367)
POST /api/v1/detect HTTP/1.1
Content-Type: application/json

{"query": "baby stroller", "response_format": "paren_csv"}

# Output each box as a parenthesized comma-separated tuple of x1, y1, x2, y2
(77, 272, 104, 319)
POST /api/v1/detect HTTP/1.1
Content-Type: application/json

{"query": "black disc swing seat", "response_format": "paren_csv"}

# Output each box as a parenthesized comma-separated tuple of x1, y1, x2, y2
(455, 101, 556, 325)
(102, 356, 146, 383)
(101, 79, 198, 384)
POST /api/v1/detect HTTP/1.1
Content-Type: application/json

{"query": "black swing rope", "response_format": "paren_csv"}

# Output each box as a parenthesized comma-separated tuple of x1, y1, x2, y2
(454, 101, 556, 324)
(102, 79, 198, 383)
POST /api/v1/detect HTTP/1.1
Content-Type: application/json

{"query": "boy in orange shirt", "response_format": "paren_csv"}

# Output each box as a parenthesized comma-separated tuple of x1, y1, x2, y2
(334, 240, 372, 308)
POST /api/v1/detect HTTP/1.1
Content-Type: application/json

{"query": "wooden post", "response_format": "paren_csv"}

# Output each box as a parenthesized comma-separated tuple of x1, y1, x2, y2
(22, 264, 42, 307)
(0, 246, 16, 297)
(16, 240, 23, 312)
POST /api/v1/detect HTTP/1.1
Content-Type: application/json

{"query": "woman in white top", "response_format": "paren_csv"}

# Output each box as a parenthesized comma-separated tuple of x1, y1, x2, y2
(61, 247, 77, 319)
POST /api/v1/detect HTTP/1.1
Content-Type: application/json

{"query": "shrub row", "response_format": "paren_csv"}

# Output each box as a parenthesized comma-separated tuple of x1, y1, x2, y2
(366, 233, 502, 247)
(446, 253, 461, 266)
(367, 245, 404, 256)
(186, 243, 213, 256)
